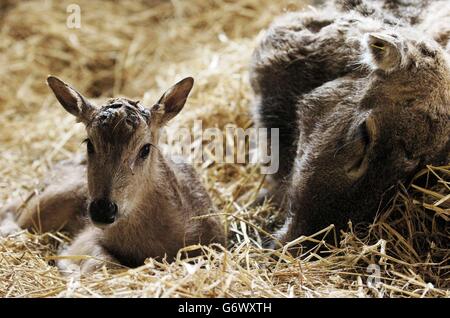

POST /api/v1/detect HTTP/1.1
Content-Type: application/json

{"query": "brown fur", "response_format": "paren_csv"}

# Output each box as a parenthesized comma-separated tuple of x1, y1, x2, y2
(2, 77, 225, 273)
(1, 158, 88, 235)
(250, 0, 450, 247)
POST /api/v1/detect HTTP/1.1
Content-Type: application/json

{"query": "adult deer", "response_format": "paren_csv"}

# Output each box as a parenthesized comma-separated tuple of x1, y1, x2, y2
(250, 0, 450, 247)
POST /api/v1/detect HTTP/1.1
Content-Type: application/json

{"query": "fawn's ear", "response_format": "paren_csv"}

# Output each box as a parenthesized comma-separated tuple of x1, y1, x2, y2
(366, 33, 403, 73)
(345, 114, 377, 180)
(47, 76, 95, 123)
(151, 77, 194, 125)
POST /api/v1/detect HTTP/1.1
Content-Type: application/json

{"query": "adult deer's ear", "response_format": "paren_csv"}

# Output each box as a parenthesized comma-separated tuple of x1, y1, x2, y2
(46, 76, 96, 124)
(366, 33, 403, 73)
(151, 77, 194, 125)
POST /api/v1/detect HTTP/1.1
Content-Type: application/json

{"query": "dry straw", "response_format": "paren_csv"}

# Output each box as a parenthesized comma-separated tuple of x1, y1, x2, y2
(0, 0, 448, 298)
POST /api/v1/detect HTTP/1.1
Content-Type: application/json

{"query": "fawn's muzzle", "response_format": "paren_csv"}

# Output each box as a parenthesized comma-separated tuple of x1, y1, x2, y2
(89, 198, 118, 225)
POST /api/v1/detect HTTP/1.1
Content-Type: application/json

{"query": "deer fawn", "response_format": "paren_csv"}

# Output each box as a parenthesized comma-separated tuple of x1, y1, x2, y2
(1, 76, 225, 273)
(250, 0, 450, 247)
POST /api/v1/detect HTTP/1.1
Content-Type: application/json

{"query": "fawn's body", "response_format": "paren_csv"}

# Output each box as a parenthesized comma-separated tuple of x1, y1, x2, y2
(1, 77, 225, 273)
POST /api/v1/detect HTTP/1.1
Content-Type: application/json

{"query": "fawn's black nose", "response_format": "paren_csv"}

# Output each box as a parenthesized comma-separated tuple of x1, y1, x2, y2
(89, 198, 118, 225)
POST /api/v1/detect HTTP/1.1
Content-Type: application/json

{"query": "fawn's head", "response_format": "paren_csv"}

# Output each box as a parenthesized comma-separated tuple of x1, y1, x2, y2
(47, 76, 194, 227)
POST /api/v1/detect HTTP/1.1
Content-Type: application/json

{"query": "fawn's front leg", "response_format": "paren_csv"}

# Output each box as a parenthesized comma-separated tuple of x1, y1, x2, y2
(57, 225, 118, 275)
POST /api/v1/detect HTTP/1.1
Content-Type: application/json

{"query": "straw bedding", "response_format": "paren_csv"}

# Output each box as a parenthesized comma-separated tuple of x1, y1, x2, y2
(0, 0, 448, 298)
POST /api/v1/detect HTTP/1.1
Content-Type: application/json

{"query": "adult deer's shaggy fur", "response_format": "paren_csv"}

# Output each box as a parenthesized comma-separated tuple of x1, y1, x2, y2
(250, 0, 450, 246)
(1, 76, 225, 273)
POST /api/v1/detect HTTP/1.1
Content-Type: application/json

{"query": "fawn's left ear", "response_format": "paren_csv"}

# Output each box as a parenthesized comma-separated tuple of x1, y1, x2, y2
(366, 33, 404, 73)
(151, 77, 194, 125)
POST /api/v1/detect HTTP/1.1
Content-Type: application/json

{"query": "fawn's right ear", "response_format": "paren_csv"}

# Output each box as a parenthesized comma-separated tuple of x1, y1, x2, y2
(47, 76, 95, 123)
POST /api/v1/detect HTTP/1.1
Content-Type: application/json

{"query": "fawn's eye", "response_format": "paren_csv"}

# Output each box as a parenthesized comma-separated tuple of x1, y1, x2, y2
(85, 139, 95, 155)
(139, 144, 151, 160)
